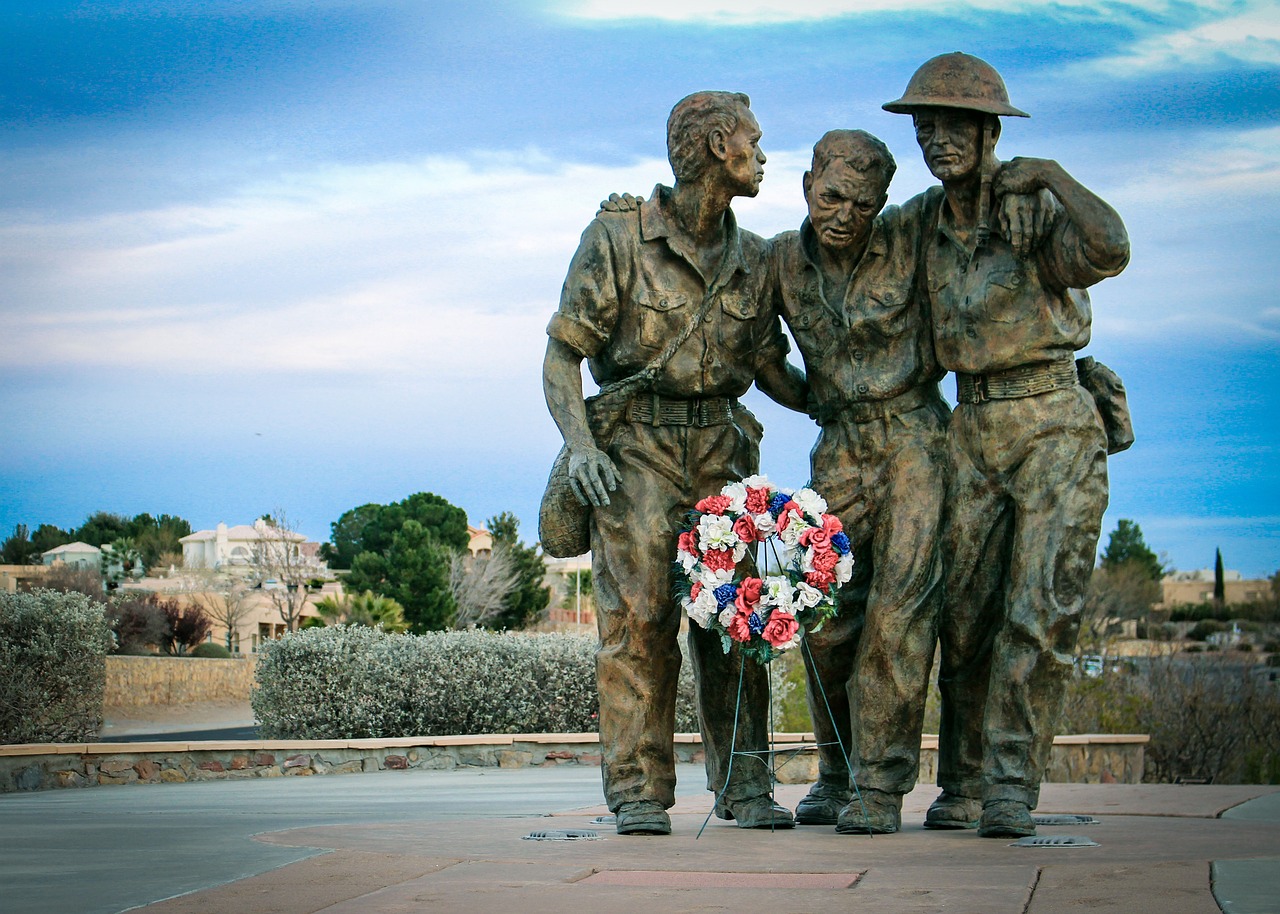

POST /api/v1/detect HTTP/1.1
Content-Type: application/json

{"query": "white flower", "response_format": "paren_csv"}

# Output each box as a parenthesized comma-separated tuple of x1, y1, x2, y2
(775, 630, 802, 652)
(762, 575, 794, 611)
(793, 487, 828, 519)
(779, 511, 809, 548)
(699, 567, 734, 588)
(697, 514, 737, 552)
(741, 474, 770, 489)
(684, 588, 719, 628)
(794, 582, 824, 608)
(677, 547, 699, 574)
(732, 541, 749, 564)
(720, 481, 748, 514)
(752, 512, 776, 536)
(718, 605, 739, 629)
(835, 552, 855, 585)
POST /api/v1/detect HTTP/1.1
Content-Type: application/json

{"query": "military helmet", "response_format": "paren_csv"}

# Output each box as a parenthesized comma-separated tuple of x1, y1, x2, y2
(883, 52, 1029, 118)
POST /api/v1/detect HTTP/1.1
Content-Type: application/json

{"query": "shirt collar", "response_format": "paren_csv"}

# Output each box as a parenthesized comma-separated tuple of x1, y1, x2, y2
(641, 183, 750, 280)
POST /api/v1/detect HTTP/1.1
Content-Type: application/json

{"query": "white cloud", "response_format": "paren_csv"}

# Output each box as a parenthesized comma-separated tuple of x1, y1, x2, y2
(557, 0, 1237, 24)
(1087, 4, 1280, 73)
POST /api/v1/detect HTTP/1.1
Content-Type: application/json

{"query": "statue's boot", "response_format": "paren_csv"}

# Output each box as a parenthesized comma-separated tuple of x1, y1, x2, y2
(835, 788, 902, 835)
(615, 800, 671, 836)
(924, 790, 981, 829)
(977, 799, 1036, 838)
(715, 795, 796, 829)
(794, 783, 852, 825)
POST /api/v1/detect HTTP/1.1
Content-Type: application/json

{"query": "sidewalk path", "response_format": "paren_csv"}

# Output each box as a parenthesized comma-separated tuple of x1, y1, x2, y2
(2, 764, 1275, 914)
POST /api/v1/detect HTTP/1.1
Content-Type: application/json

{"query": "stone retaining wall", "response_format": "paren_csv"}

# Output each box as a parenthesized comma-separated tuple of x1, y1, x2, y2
(103, 656, 256, 707)
(0, 733, 1147, 794)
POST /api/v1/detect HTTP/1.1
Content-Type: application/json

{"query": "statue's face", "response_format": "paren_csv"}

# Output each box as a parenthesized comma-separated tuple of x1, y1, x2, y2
(719, 107, 766, 198)
(803, 161, 888, 255)
(913, 108, 985, 182)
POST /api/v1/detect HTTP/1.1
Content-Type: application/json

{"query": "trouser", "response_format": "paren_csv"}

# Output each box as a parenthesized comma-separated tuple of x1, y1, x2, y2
(935, 384, 1108, 808)
(802, 393, 949, 796)
(591, 408, 773, 812)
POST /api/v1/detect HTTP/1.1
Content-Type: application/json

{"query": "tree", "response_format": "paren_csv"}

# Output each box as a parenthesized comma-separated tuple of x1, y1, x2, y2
(485, 512, 551, 630)
(312, 590, 409, 632)
(30, 524, 73, 556)
(0, 524, 38, 565)
(74, 512, 130, 547)
(250, 511, 321, 632)
(100, 537, 144, 587)
(39, 564, 104, 599)
(105, 592, 169, 654)
(320, 503, 385, 570)
(185, 570, 254, 651)
(159, 600, 213, 655)
(448, 548, 519, 629)
(1213, 548, 1226, 606)
(347, 519, 455, 632)
(1100, 519, 1165, 582)
(128, 513, 192, 568)
(1079, 562, 1161, 653)
(324, 493, 470, 569)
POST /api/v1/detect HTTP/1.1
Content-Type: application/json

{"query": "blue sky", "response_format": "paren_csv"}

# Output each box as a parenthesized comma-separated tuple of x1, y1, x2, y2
(1, 0, 1277, 577)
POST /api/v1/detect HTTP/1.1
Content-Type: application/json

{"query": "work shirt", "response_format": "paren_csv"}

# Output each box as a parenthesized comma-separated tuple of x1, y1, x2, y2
(548, 184, 788, 399)
(770, 199, 941, 407)
(918, 186, 1127, 375)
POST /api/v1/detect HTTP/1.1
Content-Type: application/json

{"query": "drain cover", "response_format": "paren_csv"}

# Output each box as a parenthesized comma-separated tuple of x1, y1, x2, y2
(523, 829, 602, 841)
(591, 815, 616, 825)
(1012, 835, 1099, 848)
(1033, 814, 1099, 826)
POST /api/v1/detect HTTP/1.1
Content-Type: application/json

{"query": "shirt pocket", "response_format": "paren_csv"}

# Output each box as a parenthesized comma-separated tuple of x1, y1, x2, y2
(718, 290, 762, 356)
(634, 288, 688, 348)
(865, 283, 913, 340)
(984, 268, 1029, 323)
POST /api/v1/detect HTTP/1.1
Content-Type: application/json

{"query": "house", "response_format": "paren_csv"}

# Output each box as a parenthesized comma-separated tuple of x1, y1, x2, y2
(468, 525, 493, 557)
(1157, 568, 1273, 609)
(179, 520, 324, 574)
(41, 542, 101, 570)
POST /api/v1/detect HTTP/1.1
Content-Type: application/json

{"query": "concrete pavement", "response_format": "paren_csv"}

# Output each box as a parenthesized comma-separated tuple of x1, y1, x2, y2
(2, 764, 1276, 914)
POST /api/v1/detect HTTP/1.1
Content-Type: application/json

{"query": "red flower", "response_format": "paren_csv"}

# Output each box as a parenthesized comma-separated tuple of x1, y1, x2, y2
(695, 495, 732, 515)
(734, 576, 763, 613)
(744, 486, 771, 514)
(690, 582, 702, 601)
(702, 547, 736, 573)
(726, 612, 752, 642)
(677, 530, 699, 557)
(762, 610, 799, 648)
(799, 527, 830, 550)
(732, 514, 760, 544)
(775, 501, 801, 531)
(821, 514, 844, 537)
(805, 569, 836, 589)
(811, 547, 839, 573)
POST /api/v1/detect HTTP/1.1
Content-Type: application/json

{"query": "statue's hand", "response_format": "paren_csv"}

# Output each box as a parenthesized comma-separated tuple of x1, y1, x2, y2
(994, 157, 1056, 196)
(595, 192, 645, 216)
(997, 187, 1055, 259)
(567, 445, 620, 507)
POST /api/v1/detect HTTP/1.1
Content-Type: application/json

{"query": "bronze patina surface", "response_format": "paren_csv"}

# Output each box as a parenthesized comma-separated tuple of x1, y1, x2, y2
(542, 91, 805, 834)
(885, 51, 1130, 838)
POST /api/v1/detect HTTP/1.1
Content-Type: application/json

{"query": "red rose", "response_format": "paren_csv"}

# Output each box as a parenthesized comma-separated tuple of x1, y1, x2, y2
(805, 569, 836, 589)
(762, 610, 799, 648)
(744, 486, 770, 514)
(695, 495, 732, 515)
(811, 547, 839, 572)
(702, 547, 735, 573)
(732, 513, 760, 544)
(821, 514, 844, 537)
(734, 576, 763, 613)
(775, 501, 800, 531)
(726, 612, 752, 642)
(677, 530, 699, 556)
(799, 527, 830, 550)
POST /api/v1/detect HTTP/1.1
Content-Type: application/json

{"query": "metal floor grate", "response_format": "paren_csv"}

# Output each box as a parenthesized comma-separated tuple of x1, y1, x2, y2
(523, 829, 602, 841)
(1012, 834, 1100, 848)
(1033, 814, 1100, 826)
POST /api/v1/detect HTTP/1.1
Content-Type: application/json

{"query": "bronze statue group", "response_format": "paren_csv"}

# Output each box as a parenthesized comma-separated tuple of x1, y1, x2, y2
(542, 53, 1130, 838)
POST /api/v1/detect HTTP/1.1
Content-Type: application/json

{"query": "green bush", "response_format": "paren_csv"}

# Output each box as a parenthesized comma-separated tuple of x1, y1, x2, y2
(253, 626, 702, 739)
(0, 589, 113, 743)
(190, 642, 232, 658)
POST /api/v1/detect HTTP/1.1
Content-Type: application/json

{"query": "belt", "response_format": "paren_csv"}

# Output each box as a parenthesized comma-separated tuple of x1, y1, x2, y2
(813, 384, 935, 426)
(956, 357, 1078, 404)
(626, 394, 736, 427)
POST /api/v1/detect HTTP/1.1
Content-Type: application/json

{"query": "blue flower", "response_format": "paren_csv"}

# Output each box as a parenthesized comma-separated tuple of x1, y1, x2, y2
(831, 532, 851, 555)
(768, 492, 790, 517)
(748, 611, 765, 635)
(713, 583, 738, 609)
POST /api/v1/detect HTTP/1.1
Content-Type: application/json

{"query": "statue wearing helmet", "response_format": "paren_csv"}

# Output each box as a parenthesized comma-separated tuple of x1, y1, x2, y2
(884, 52, 1130, 839)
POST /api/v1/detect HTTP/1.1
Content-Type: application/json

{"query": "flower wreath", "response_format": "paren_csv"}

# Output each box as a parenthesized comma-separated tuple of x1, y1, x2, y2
(674, 474, 854, 664)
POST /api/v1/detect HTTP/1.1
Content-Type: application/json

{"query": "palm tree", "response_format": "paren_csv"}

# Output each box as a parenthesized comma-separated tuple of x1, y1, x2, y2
(312, 590, 409, 633)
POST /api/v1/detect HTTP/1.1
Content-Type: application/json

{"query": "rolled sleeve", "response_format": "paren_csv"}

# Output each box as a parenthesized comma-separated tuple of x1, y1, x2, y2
(547, 219, 621, 359)
(1041, 210, 1129, 291)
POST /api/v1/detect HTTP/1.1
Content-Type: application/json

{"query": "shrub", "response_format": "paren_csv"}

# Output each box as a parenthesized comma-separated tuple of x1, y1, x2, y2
(105, 592, 168, 653)
(191, 642, 232, 658)
(0, 589, 112, 743)
(159, 600, 212, 655)
(254, 626, 701, 739)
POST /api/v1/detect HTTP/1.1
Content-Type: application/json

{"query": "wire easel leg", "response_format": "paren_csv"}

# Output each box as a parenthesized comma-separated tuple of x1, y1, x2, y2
(698, 654, 747, 839)
(802, 636, 872, 836)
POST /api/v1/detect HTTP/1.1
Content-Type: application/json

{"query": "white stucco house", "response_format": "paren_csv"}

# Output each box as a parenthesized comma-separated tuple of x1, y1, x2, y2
(41, 542, 102, 570)
(180, 520, 325, 574)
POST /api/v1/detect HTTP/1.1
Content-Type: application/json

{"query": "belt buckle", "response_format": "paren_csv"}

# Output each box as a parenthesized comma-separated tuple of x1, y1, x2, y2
(690, 398, 703, 427)
(973, 375, 990, 403)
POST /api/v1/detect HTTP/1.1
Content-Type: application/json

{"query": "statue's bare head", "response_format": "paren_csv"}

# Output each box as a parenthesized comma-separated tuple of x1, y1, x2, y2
(803, 130, 895, 255)
(667, 91, 765, 197)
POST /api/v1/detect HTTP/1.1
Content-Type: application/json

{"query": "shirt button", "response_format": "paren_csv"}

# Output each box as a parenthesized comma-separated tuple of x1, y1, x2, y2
(966, 328, 977, 339)
(853, 350, 865, 361)
(857, 383, 869, 394)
